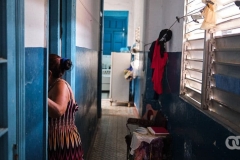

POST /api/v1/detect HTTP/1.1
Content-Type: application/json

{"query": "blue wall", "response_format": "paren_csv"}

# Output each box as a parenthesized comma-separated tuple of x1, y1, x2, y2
(144, 52, 240, 160)
(133, 77, 143, 115)
(25, 47, 98, 159)
(74, 47, 98, 156)
(25, 47, 47, 160)
(214, 74, 240, 95)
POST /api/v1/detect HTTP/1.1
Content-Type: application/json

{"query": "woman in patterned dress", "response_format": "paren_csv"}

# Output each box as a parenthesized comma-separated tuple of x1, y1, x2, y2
(48, 54, 84, 160)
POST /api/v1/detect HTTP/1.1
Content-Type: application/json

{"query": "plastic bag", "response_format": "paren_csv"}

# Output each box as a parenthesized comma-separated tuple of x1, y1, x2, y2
(200, 2, 216, 30)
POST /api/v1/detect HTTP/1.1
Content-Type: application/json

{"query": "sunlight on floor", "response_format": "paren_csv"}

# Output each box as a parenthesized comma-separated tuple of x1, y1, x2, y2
(88, 99, 137, 160)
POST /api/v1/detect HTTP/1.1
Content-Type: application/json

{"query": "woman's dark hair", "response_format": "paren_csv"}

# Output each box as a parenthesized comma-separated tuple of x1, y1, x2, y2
(49, 54, 72, 78)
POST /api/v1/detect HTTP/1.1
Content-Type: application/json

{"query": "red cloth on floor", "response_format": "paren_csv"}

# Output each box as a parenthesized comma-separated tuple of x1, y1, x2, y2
(151, 40, 168, 94)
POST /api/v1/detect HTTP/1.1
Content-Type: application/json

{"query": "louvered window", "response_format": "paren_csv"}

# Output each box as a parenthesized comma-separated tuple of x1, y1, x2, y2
(181, 0, 240, 133)
(181, 0, 206, 108)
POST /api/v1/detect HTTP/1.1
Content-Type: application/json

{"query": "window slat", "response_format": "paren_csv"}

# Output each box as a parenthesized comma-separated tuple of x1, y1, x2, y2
(215, 18, 240, 32)
(186, 77, 202, 83)
(182, 93, 201, 108)
(213, 63, 240, 79)
(185, 69, 202, 80)
(185, 30, 205, 40)
(214, 35, 240, 49)
(209, 100, 240, 127)
(186, 61, 203, 70)
(186, 58, 203, 62)
(185, 38, 204, 49)
(186, 78, 202, 92)
(212, 87, 240, 114)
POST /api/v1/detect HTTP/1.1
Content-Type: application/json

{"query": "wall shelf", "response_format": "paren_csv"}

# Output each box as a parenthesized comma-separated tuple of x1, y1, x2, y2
(0, 58, 7, 63)
(0, 128, 8, 137)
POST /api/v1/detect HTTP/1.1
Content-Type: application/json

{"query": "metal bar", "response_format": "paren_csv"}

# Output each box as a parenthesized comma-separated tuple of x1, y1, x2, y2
(180, 0, 189, 95)
(214, 48, 240, 52)
(186, 68, 202, 73)
(97, 0, 104, 118)
(186, 49, 204, 51)
(186, 38, 204, 41)
(213, 61, 240, 67)
(201, 29, 210, 110)
(186, 58, 203, 62)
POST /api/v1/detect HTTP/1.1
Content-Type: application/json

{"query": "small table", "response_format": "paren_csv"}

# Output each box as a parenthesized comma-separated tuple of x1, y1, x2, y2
(130, 131, 165, 159)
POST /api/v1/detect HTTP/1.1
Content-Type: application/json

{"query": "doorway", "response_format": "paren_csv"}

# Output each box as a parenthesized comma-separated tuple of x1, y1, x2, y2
(101, 11, 128, 99)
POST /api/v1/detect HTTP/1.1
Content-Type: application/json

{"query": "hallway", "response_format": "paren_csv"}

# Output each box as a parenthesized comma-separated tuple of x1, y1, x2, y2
(88, 100, 138, 160)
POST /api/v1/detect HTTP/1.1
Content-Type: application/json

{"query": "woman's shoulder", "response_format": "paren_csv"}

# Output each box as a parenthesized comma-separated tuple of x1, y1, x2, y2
(49, 79, 69, 93)
(57, 79, 75, 100)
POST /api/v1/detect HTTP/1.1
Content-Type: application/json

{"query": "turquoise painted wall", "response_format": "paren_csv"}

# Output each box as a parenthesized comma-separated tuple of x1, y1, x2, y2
(25, 47, 47, 160)
(74, 47, 98, 156)
(144, 52, 240, 159)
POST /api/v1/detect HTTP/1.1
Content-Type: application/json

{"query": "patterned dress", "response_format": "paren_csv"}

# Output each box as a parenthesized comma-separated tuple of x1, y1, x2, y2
(48, 80, 83, 160)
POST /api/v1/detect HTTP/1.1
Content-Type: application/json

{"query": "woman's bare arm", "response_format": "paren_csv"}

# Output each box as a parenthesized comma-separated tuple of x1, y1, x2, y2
(48, 80, 69, 118)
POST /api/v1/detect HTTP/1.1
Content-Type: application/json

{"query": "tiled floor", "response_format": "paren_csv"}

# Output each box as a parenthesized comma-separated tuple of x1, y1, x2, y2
(88, 99, 138, 160)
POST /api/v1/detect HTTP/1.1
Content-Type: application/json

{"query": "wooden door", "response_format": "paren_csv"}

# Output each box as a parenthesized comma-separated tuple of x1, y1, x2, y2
(103, 16, 127, 55)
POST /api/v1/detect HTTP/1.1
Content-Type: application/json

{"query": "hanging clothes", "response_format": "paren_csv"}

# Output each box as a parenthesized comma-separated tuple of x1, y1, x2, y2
(148, 29, 172, 98)
(200, 1, 216, 30)
(151, 40, 168, 95)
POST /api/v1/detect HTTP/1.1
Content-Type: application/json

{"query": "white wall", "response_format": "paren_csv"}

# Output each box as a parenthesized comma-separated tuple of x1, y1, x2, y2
(145, 0, 184, 52)
(25, 0, 47, 47)
(162, 0, 184, 52)
(104, 0, 135, 46)
(133, 0, 147, 50)
(145, 0, 164, 47)
(76, 0, 100, 50)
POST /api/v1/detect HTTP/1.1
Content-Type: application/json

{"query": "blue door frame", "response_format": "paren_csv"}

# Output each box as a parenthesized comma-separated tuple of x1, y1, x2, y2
(0, 0, 25, 159)
(49, 0, 76, 94)
(15, 0, 26, 159)
(61, 0, 76, 93)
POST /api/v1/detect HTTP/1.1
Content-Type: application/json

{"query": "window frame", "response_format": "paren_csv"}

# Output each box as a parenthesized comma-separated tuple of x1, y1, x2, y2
(180, 0, 240, 135)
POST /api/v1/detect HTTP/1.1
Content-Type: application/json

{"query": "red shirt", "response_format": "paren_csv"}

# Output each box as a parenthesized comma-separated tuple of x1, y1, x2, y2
(151, 40, 168, 94)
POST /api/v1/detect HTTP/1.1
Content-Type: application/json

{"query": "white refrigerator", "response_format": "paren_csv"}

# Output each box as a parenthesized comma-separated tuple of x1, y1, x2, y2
(109, 52, 131, 106)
